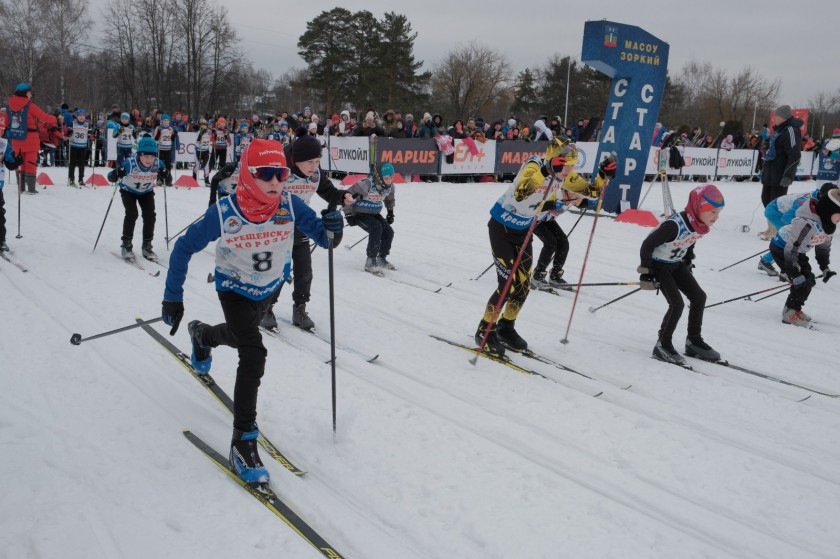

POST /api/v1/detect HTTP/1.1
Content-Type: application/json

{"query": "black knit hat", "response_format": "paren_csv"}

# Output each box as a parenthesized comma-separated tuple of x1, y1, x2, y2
(291, 134, 322, 162)
(815, 188, 840, 235)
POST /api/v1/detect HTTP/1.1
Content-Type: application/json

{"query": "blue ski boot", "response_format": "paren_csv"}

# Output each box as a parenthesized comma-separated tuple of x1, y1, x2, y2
(187, 320, 213, 374)
(230, 427, 269, 485)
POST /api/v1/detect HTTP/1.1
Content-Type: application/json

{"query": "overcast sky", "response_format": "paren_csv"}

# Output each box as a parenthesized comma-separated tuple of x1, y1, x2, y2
(94, 0, 835, 109)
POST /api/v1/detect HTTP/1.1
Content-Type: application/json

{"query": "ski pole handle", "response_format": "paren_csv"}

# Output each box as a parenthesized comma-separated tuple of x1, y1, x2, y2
(70, 317, 163, 345)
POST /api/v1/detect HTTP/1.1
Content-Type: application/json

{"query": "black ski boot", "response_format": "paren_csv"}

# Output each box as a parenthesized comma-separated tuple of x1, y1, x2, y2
(685, 336, 720, 361)
(120, 242, 136, 262)
(260, 308, 278, 331)
(531, 266, 550, 289)
(188, 320, 213, 374)
(292, 304, 315, 330)
(496, 318, 528, 351)
(475, 319, 505, 357)
(141, 241, 158, 262)
(548, 268, 572, 290)
(652, 339, 686, 366)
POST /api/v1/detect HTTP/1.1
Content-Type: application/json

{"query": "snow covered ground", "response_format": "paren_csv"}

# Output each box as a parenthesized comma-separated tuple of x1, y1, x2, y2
(1, 167, 838, 559)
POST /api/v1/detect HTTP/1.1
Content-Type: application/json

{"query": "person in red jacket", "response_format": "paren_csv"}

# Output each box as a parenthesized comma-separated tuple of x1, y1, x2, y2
(6, 83, 57, 194)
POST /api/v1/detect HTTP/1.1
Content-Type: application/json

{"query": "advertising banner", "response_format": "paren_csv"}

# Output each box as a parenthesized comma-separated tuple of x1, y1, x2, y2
(375, 138, 439, 175)
(715, 149, 757, 176)
(440, 139, 496, 174)
(325, 136, 370, 174)
(495, 141, 549, 175)
(816, 152, 840, 182)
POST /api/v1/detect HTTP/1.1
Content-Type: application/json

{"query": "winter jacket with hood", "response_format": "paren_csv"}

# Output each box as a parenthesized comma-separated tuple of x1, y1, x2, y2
(762, 117, 803, 188)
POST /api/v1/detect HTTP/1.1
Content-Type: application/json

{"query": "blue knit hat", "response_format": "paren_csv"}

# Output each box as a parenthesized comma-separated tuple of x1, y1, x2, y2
(380, 163, 395, 177)
(137, 136, 158, 155)
(160, 114, 171, 122)
(120, 112, 130, 120)
(15, 83, 31, 94)
(75, 108, 86, 117)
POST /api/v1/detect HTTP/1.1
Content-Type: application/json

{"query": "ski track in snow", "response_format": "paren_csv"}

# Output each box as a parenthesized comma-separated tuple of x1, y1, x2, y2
(1, 171, 838, 558)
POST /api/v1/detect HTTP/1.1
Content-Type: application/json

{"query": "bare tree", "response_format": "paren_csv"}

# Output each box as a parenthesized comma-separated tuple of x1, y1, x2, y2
(431, 42, 512, 121)
(42, 0, 89, 103)
(0, 0, 48, 85)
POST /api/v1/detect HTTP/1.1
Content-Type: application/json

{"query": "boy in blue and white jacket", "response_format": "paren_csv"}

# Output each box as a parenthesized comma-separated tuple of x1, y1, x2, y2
(108, 136, 166, 263)
(112, 112, 136, 167)
(159, 139, 343, 485)
(342, 162, 396, 273)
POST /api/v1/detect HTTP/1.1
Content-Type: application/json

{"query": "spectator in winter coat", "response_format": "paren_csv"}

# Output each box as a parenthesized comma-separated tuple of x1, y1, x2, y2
(388, 119, 408, 138)
(382, 109, 397, 136)
(6, 83, 57, 194)
(758, 104, 803, 240)
(352, 114, 385, 137)
(417, 113, 436, 138)
(490, 120, 505, 141)
(431, 114, 446, 136)
(403, 114, 416, 138)
(450, 120, 468, 139)
(532, 119, 553, 142)
(720, 135, 735, 151)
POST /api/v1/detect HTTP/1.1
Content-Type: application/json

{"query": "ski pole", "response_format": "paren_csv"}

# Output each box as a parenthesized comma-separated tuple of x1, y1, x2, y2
(322, 206, 338, 437)
(167, 212, 203, 244)
(717, 249, 768, 272)
(70, 317, 163, 345)
(705, 282, 792, 309)
(471, 262, 494, 281)
(310, 241, 317, 255)
(344, 234, 368, 251)
(576, 281, 640, 287)
(752, 284, 791, 302)
(588, 287, 642, 313)
(92, 183, 120, 253)
(561, 183, 609, 344)
(566, 206, 587, 237)
(163, 164, 171, 250)
(472, 175, 556, 364)
(15, 162, 22, 239)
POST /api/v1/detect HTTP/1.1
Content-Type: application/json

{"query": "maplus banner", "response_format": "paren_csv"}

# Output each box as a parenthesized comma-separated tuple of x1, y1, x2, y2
(582, 20, 669, 213)
(496, 141, 549, 174)
(375, 138, 438, 175)
(440, 139, 496, 174)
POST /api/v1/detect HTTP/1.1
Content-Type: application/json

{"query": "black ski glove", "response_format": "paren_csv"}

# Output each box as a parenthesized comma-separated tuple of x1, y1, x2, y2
(386, 210, 394, 224)
(345, 214, 359, 227)
(637, 265, 659, 291)
(821, 267, 836, 283)
(117, 166, 127, 179)
(162, 300, 184, 335)
(598, 153, 617, 179)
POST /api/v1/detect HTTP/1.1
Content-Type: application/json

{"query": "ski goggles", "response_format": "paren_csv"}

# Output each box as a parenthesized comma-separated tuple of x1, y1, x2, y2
(249, 166, 291, 182)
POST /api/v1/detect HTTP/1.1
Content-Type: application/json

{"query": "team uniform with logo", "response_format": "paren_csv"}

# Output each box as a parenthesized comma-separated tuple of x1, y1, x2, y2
(68, 119, 91, 184)
(154, 125, 178, 185)
(342, 176, 396, 261)
(193, 128, 213, 184)
(113, 123, 136, 167)
(108, 153, 166, 258)
(209, 162, 239, 206)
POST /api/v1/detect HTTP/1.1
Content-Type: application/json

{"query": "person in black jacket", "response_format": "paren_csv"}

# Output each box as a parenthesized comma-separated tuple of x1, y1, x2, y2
(758, 104, 802, 242)
(260, 134, 357, 331)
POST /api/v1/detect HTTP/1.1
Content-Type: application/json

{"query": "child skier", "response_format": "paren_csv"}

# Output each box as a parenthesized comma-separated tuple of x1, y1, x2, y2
(530, 149, 617, 291)
(153, 114, 178, 186)
(107, 136, 166, 262)
(234, 122, 253, 163)
(638, 184, 725, 365)
(160, 139, 344, 485)
(342, 163, 397, 274)
(113, 112, 136, 168)
(212, 117, 230, 169)
(259, 133, 355, 331)
(192, 118, 212, 186)
(475, 136, 590, 355)
(769, 186, 839, 327)
(209, 160, 238, 206)
(67, 108, 90, 187)
(757, 183, 834, 280)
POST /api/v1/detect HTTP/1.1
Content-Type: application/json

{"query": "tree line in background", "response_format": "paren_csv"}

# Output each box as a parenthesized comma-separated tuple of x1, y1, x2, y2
(1, 2, 838, 138)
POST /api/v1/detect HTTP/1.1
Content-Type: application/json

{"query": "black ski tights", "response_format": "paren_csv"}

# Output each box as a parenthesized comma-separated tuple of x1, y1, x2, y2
(652, 260, 706, 345)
